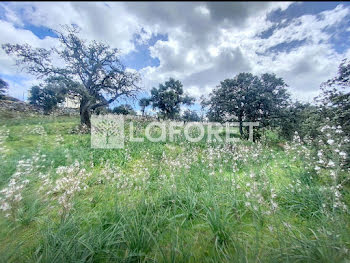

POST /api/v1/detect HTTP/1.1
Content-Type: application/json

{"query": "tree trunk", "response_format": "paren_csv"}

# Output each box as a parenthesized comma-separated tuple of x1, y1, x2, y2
(80, 98, 91, 127)
(238, 115, 243, 137)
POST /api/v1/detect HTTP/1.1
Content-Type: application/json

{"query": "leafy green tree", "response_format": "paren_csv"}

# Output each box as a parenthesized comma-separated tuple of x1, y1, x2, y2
(256, 73, 291, 127)
(147, 78, 194, 120)
(203, 73, 290, 138)
(29, 79, 66, 114)
(318, 58, 350, 137)
(182, 109, 200, 122)
(2, 25, 140, 127)
(139, 98, 150, 116)
(0, 78, 9, 99)
(112, 104, 136, 115)
(315, 58, 350, 163)
(29, 84, 65, 114)
(277, 101, 321, 141)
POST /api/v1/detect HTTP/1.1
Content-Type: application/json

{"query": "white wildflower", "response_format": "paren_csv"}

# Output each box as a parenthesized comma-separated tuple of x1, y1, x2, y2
(327, 139, 334, 145)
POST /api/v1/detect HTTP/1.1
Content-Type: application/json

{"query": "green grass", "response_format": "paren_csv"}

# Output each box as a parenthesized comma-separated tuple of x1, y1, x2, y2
(0, 115, 349, 262)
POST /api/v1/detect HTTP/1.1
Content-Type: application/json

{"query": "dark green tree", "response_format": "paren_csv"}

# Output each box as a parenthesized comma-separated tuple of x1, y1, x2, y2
(278, 101, 321, 141)
(139, 97, 150, 116)
(182, 109, 200, 122)
(203, 73, 290, 138)
(147, 78, 194, 120)
(29, 84, 65, 114)
(318, 58, 350, 137)
(112, 104, 136, 115)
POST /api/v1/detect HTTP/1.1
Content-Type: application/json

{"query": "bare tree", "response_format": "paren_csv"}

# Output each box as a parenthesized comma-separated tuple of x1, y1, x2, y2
(2, 25, 141, 126)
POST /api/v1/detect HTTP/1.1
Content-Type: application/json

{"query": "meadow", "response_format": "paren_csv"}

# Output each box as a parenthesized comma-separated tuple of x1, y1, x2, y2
(0, 114, 349, 263)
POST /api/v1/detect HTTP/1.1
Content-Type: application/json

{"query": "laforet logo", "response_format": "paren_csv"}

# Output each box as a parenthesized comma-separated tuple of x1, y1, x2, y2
(90, 114, 259, 149)
(91, 114, 124, 149)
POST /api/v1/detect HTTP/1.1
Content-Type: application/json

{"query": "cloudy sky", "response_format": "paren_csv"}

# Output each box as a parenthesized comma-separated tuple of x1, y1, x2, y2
(1, 1, 350, 111)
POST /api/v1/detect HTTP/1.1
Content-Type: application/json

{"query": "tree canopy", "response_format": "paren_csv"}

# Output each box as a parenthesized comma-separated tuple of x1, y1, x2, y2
(28, 77, 70, 114)
(147, 78, 194, 120)
(203, 72, 290, 137)
(182, 109, 200, 122)
(112, 104, 136, 115)
(318, 58, 350, 137)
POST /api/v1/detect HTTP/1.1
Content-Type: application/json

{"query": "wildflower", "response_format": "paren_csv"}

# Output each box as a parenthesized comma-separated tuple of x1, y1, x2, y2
(335, 129, 343, 134)
(327, 160, 335, 168)
(339, 151, 347, 158)
(0, 202, 10, 211)
(335, 190, 341, 198)
(271, 201, 278, 211)
(330, 171, 336, 180)
(48, 162, 92, 217)
(327, 139, 335, 145)
(283, 222, 291, 228)
(14, 194, 22, 202)
(321, 125, 330, 132)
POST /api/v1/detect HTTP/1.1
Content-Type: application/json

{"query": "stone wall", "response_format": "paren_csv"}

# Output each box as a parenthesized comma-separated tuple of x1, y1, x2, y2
(0, 99, 42, 114)
(0, 98, 79, 117)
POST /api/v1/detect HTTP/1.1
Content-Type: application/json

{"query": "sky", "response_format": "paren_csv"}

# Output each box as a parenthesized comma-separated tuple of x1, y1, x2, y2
(0, 1, 350, 113)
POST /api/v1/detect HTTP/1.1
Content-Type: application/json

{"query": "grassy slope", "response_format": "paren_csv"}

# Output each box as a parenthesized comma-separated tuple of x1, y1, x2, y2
(0, 115, 349, 262)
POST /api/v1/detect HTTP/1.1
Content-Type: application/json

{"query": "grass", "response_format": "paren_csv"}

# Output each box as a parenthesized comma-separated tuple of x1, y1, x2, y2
(0, 114, 349, 262)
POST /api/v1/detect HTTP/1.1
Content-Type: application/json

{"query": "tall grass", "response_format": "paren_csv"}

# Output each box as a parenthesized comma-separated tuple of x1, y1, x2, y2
(0, 115, 349, 262)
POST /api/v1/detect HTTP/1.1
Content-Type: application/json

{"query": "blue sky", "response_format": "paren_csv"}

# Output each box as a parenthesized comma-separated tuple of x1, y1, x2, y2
(0, 2, 349, 114)
(121, 31, 168, 70)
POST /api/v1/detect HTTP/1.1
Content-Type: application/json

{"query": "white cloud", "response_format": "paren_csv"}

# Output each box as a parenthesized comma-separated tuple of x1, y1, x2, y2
(0, 19, 59, 97)
(2, 2, 139, 53)
(0, 2, 349, 104)
(137, 3, 349, 102)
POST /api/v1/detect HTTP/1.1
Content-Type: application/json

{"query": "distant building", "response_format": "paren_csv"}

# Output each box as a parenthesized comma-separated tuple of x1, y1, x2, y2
(58, 95, 80, 109)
